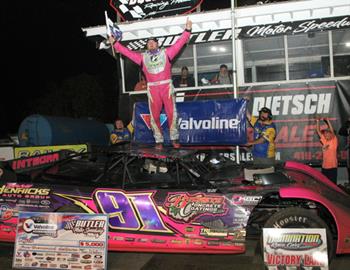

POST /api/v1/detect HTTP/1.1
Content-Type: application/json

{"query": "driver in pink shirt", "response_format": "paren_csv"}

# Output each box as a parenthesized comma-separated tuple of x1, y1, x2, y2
(109, 19, 192, 149)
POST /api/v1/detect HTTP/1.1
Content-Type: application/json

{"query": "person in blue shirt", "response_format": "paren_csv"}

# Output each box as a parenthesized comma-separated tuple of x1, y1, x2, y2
(110, 118, 131, 144)
(246, 107, 276, 166)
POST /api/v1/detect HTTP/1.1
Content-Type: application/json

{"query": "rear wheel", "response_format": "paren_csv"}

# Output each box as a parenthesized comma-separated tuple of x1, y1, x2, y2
(263, 207, 335, 262)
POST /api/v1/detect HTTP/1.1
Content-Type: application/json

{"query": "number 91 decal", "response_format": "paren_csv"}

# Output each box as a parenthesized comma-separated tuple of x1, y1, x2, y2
(94, 190, 172, 234)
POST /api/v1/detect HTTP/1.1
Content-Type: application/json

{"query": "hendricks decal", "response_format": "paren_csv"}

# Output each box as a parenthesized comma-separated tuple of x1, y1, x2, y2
(239, 15, 350, 39)
(0, 184, 50, 196)
(164, 193, 228, 222)
(266, 233, 322, 251)
(110, 0, 203, 21)
(122, 29, 232, 51)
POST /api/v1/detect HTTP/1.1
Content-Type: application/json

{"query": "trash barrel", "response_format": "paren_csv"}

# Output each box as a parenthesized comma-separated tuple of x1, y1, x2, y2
(18, 114, 110, 146)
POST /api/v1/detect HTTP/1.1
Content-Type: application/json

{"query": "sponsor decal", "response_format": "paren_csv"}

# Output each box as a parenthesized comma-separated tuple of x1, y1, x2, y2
(110, 0, 203, 21)
(164, 193, 228, 222)
(64, 219, 106, 237)
(239, 15, 350, 39)
(0, 183, 50, 198)
(179, 117, 240, 130)
(140, 113, 167, 130)
(10, 153, 60, 171)
(263, 229, 328, 269)
(232, 195, 262, 205)
(267, 233, 322, 251)
(0, 204, 14, 220)
(22, 217, 58, 237)
(200, 228, 228, 238)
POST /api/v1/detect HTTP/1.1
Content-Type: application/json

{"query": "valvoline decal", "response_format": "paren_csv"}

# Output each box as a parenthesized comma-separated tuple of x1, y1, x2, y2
(134, 99, 247, 145)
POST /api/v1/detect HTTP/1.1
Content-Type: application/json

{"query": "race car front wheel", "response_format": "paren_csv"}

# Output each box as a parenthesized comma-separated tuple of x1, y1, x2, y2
(262, 207, 335, 262)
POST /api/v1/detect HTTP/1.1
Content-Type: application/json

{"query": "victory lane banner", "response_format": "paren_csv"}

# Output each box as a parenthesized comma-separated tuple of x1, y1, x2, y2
(263, 228, 329, 270)
(134, 99, 247, 145)
(13, 212, 108, 270)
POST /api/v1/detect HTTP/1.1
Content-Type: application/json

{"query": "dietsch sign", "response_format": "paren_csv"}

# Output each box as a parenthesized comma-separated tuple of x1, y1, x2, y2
(110, 0, 203, 21)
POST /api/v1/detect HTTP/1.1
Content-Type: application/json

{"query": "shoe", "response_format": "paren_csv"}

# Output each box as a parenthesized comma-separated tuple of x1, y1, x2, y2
(155, 143, 163, 150)
(171, 140, 180, 149)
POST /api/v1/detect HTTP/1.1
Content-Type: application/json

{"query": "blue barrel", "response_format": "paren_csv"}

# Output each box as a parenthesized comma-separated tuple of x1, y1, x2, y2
(18, 114, 110, 146)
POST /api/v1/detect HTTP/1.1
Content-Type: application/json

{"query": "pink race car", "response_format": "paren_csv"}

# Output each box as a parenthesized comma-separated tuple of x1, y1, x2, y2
(0, 146, 349, 259)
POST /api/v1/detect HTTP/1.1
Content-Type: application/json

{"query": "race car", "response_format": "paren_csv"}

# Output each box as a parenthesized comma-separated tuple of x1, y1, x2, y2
(1, 144, 350, 258)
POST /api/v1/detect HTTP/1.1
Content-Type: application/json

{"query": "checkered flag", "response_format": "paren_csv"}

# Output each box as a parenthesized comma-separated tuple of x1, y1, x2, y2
(116, 0, 145, 19)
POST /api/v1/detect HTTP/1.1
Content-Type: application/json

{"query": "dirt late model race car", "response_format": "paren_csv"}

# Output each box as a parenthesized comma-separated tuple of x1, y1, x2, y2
(0, 145, 350, 258)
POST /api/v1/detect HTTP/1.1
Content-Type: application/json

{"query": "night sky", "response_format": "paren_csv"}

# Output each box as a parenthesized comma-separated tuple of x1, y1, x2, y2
(1, 0, 284, 138)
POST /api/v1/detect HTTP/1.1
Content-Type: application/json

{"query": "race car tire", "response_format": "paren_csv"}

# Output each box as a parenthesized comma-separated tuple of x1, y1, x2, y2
(262, 207, 335, 262)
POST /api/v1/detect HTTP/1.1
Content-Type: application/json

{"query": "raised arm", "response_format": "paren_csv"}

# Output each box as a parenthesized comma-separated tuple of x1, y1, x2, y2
(325, 118, 335, 135)
(316, 118, 322, 138)
(166, 18, 192, 61)
(109, 36, 142, 65)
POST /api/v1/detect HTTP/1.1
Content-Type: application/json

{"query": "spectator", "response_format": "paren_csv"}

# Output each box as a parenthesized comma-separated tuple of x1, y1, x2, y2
(246, 106, 276, 166)
(339, 117, 350, 182)
(316, 117, 338, 184)
(109, 18, 192, 149)
(173, 66, 194, 88)
(134, 74, 147, 91)
(110, 118, 131, 145)
(211, 64, 232, 85)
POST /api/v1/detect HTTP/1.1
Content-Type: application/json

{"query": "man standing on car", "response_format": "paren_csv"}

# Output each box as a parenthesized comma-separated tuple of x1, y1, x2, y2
(109, 18, 192, 150)
(246, 107, 276, 166)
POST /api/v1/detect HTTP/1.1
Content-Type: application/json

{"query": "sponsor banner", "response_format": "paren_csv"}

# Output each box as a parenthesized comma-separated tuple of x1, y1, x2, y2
(239, 15, 350, 39)
(122, 28, 232, 51)
(110, 0, 203, 21)
(240, 80, 350, 165)
(13, 212, 108, 270)
(118, 15, 349, 50)
(134, 99, 247, 145)
(263, 228, 329, 270)
(14, 144, 89, 159)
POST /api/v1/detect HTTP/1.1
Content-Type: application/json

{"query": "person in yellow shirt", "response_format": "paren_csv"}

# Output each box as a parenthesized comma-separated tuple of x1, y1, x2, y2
(246, 107, 276, 166)
(110, 119, 131, 145)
